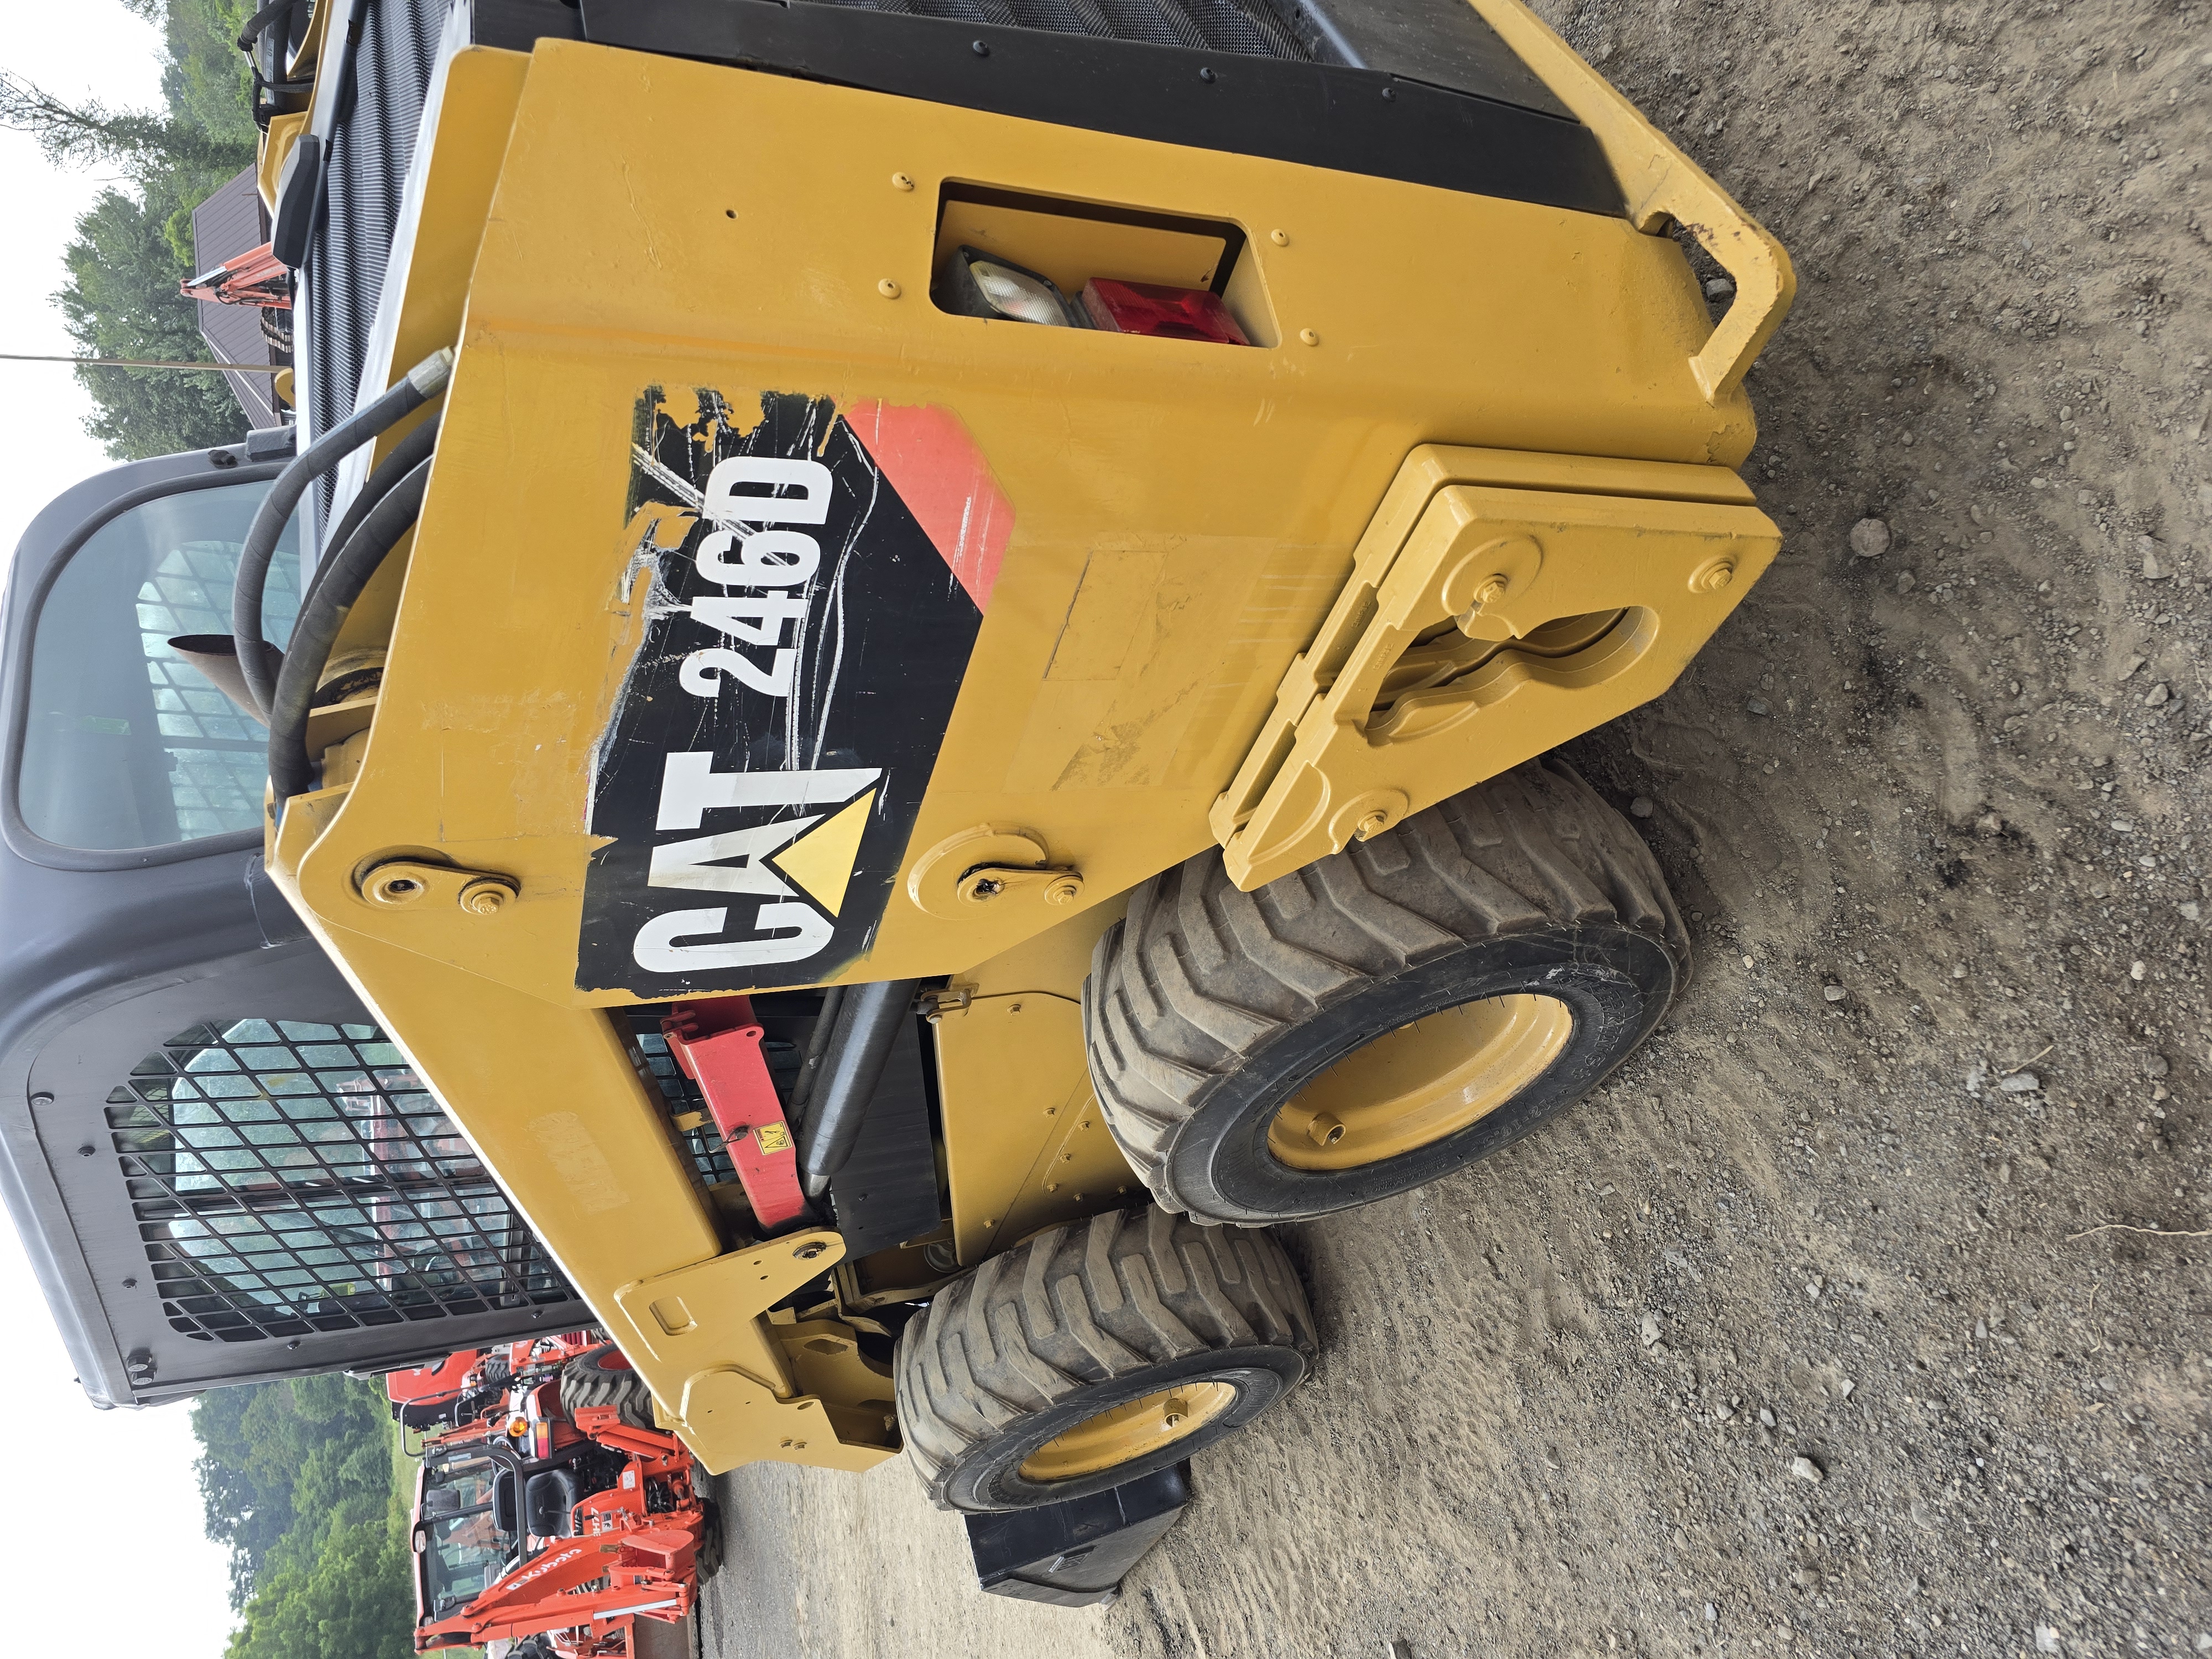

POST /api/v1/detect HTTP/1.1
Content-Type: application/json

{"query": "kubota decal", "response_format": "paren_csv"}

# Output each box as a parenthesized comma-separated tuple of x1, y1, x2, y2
(577, 388, 1009, 995)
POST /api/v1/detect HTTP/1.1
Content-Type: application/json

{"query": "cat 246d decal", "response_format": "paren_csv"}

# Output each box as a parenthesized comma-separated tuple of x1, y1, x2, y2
(578, 389, 1011, 997)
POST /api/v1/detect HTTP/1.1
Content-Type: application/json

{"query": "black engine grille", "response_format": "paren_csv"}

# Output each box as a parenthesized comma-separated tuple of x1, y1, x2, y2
(301, 0, 446, 544)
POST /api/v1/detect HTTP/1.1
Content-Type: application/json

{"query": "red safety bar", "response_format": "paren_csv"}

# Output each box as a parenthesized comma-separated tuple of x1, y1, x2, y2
(661, 997, 808, 1228)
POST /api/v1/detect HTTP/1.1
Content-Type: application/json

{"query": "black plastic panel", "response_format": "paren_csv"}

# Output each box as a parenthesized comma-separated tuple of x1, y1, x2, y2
(581, 0, 1624, 217)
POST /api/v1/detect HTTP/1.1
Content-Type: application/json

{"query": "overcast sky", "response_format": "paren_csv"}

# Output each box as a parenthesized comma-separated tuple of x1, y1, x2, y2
(0, 7, 244, 1653)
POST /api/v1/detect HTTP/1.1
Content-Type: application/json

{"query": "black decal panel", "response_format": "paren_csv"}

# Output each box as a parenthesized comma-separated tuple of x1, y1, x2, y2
(577, 388, 988, 995)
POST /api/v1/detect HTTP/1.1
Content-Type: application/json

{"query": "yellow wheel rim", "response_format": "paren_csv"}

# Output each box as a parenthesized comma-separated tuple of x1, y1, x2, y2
(1017, 1381, 1239, 1482)
(1269, 994, 1572, 1171)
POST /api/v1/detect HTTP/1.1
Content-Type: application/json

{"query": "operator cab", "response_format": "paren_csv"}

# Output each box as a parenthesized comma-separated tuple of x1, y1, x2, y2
(0, 437, 593, 1410)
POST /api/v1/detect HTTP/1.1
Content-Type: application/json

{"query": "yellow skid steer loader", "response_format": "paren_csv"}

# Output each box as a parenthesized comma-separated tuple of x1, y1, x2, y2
(0, 0, 1788, 1576)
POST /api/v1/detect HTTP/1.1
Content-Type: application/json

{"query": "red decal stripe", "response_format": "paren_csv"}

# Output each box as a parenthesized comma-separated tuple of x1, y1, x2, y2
(843, 400, 1011, 612)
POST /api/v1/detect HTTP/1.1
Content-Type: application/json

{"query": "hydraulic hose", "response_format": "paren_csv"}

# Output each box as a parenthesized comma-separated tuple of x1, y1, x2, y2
(266, 456, 431, 808)
(796, 980, 919, 1198)
(231, 347, 454, 722)
(311, 409, 442, 607)
(784, 984, 846, 1135)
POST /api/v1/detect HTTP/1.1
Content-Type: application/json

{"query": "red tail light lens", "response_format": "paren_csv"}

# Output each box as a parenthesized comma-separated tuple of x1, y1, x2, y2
(1079, 279, 1251, 346)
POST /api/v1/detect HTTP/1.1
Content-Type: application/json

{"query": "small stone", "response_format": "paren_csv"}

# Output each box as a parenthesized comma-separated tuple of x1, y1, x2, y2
(1705, 275, 1737, 301)
(1805, 1277, 1824, 1300)
(1630, 796, 1654, 818)
(2146, 1053, 2171, 1078)
(2119, 654, 2147, 681)
(2146, 682, 2172, 707)
(1704, 1603, 1719, 1625)
(1747, 696, 1772, 717)
(2130, 960, 2147, 981)
(1999, 1071, 2041, 1094)
(1790, 1455, 1825, 1484)
(1823, 984, 1846, 1003)
(2143, 543, 2167, 580)
(1838, 1379, 1855, 1400)
(1640, 1313, 1661, 1348)
(2036, 1626, 2063, 1655)
(2182, 901, 2203, 924)
(1849, 518, 1891, 559)
(1975, 811, 2004, 837)
(1896, 570, 1917, 593)
(1758, 1407, 1777, 1428)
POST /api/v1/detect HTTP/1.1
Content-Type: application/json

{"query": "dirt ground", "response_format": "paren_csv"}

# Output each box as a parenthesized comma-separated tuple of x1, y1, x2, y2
(703, 1, 2212, 1654)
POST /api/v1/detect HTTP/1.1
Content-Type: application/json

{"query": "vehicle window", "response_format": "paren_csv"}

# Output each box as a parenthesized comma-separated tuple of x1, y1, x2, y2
(17, 479, 300, 849)
(100, 1016, 576, 1343)
(424, 1508, 511, 1610)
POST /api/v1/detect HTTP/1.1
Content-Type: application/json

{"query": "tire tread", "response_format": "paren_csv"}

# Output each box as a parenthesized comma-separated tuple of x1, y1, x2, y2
(894, 1208, 1314, 1510)
(1083, 758, 1687, 1222)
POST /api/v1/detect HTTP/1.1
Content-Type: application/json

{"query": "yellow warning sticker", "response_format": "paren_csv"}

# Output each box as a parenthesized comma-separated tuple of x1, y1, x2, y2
(754, 1123, 792, 1154)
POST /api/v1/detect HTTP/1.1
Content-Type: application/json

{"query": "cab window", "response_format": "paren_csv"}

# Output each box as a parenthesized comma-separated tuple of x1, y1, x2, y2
(18, 479, 299, 850)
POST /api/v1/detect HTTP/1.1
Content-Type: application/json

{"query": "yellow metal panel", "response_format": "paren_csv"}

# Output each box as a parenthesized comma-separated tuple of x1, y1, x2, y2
(283, 41, 1776, 1004)
(931, 902, 1135, 1261)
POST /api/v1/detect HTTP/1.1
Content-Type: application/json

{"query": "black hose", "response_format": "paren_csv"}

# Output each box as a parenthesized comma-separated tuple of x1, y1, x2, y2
(796, 981, 919, 1199)
(311, 410, 441, 603)
(231, 347, 453, 722)
(784, 984, 846, 1135)
(267, 457, 431, 807)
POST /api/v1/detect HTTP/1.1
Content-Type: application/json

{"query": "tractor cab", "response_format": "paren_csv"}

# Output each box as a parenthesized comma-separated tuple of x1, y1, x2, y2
(413, 1443, 511, 1627)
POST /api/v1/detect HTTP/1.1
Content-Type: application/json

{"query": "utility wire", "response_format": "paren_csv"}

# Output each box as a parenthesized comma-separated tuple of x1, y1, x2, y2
(1, 352, 284, 373)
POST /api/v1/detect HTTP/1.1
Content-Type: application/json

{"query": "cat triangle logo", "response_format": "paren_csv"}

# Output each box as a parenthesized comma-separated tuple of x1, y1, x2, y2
(768, 790, 874, 917)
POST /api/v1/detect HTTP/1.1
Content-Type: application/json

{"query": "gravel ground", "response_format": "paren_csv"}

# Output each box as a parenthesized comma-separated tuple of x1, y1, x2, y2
(705, 1, 2212, 1653)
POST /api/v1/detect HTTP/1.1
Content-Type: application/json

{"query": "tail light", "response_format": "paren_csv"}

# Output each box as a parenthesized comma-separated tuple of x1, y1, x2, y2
(1080, 278, 1251, 346)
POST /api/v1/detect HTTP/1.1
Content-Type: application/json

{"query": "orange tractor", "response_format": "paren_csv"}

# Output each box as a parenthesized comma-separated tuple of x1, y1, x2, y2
(397, 1337, 718, 1657)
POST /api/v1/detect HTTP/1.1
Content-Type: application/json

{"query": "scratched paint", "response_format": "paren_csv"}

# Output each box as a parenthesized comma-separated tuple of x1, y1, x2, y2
(576, 388, 1007, 996)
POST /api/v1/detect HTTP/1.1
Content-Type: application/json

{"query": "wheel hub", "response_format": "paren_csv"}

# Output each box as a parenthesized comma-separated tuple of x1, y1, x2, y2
(1267, 993, 1573, 1171)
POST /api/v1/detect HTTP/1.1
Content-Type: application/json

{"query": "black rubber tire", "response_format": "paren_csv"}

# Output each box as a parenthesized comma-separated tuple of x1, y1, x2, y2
(1084, 756, 1688, 1227)
(557, 1347, 655, 1430)
(893, 1206, 1314, 1512)
(691, 1498, 723, 1583)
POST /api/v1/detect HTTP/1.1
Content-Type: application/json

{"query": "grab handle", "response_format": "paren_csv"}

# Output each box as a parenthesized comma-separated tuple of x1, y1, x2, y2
(1465, 0, 1796, 401)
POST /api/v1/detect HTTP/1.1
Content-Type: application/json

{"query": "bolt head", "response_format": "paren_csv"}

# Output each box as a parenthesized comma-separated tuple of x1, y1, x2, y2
(460, 881, 510, 916)
(877, 277, 902, 299)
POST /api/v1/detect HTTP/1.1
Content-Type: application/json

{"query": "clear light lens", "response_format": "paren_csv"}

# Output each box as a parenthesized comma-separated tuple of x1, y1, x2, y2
(970, 260, 1068, 326)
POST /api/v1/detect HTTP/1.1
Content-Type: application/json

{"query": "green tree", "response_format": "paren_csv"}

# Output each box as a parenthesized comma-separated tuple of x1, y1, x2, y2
(11, 0, 267, 460)
(193, 1374, 406, 1610)
(224, 1519, 416, 1659)
(55, 185, 251, 460)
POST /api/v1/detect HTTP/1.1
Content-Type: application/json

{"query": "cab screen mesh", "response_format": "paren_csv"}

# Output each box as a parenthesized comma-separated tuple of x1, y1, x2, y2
(106, 1018, 573, 1342)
